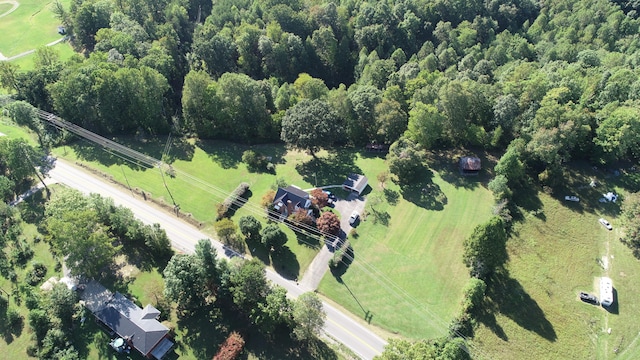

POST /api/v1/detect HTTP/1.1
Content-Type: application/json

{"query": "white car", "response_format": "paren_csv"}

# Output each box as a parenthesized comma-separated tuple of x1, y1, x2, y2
(348, 211, 359, 226)
(599, 218, 613, 230)
(564, 195, 579, 202)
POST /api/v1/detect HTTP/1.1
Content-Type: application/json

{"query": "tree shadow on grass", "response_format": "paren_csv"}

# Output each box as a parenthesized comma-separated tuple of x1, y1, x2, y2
(247, 239, 271, 266)
(71, 312, 108, 359)
(295, 231, 321, 249)
(270, 246, 300, 280)
(196, 140, 244, 169)
(296, 152, 362, 187)
(177, 305, 228, 360)
(18, 189, 47, 224)
(484, 269, 557, 341)
(69, 139, 152, 171)
(510, 185, 544, 222)
(383, 188, 399, 205)
(400, 180, 447, 210)
(329, 244, 354, 278)
(114, 236, 172, 274)
(246, 327, 339, 360)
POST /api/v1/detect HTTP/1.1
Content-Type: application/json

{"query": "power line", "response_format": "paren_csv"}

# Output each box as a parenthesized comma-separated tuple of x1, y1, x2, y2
(36, 110, 491, 359)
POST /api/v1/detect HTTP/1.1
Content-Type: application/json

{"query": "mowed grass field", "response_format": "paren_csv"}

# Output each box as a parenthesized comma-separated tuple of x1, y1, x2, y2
(0, 0, 69, 57)
(472, 174, 640, 359)
(318, 166, 494, 340)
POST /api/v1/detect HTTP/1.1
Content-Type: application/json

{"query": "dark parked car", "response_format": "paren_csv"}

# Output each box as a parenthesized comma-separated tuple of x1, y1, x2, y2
(579, 292, 598, 304)
(323, 190, 337, 201)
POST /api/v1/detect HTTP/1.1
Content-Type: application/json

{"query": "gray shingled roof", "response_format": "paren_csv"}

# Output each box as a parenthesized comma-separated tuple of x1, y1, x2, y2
(273, 186, 309, 209)
(80, 280, 169, 357)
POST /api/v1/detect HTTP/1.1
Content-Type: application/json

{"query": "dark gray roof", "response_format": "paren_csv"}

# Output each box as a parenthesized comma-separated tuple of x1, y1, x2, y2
(273, 186, 309, 208)
(342, 174, 368, 193)
(80, 280, 112, 313)
(81, 281, 169, 357)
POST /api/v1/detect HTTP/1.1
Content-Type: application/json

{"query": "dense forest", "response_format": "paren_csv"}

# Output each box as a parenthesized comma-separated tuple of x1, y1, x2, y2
(2, 0, 640, 171)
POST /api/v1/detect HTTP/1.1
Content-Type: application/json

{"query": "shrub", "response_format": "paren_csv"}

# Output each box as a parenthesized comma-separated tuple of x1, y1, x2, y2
(26, 262, 48, 286)
(242, 150, 268, 172)
(261, 189, 276, 209)
(216, 183, 250, 220)
(6, 307, 22, 329)
(10, 240, 34, 266)
(448, 312, 474, 338)
(213, 331, 245, 360)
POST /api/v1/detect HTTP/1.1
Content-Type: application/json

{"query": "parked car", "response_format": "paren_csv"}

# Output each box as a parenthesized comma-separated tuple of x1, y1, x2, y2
(564, 195, 579, 202)
(579, 292, 598, 304)
(348, 211, 359, 226)
(599, 218, 613, 230)
(323, 190, 337, 201)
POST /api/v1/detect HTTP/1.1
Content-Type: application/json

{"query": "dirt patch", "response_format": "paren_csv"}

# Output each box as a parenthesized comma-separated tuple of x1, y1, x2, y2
(114, 254, 140, 280)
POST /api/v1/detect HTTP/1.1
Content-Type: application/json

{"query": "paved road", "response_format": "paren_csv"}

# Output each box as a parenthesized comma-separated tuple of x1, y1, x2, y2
(48, 159, 387, 359)
(299, 193, 366, 290)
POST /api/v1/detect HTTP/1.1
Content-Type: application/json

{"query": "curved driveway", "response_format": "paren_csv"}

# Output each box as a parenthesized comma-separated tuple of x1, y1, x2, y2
(48, 159, 387, 359)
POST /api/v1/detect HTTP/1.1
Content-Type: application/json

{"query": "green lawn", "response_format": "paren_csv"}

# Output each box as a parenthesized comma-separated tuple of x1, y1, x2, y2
(10, 40, 77, 71)
(318, 161, 494, 340)
(471, 168, 640, 359)
(0, 0, 69, 57)
(0, 119, 39, 145)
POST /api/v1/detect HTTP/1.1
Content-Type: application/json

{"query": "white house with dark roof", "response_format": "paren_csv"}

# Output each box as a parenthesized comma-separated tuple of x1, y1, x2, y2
(80, 280, 173, 359)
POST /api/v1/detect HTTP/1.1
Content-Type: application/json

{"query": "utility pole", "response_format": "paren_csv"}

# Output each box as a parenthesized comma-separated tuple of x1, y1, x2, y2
(120, 163, 134, 197)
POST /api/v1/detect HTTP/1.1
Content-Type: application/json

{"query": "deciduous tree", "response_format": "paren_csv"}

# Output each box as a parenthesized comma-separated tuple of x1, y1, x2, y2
(239, 215, 262, 241)
(292, 292, 325, 341)
(281, 99, 343, 156)
(260, 224, 288, 251)
(387, 137, 426, 185)
(316, 212, 340, 236)
(462, 217, 508, 279)
(163, 254, 207, 311)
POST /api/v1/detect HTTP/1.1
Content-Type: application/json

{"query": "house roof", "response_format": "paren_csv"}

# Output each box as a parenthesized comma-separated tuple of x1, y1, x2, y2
(80, 280, 169, 357)
(273, 186, 310, 209)
(342, 174, 368, 193)
(459, 157, 481, 171)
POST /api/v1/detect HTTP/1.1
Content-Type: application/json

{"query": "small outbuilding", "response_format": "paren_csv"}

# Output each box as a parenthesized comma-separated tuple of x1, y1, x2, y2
(459, 156, 481, 176)
(342, 173, 368, 195)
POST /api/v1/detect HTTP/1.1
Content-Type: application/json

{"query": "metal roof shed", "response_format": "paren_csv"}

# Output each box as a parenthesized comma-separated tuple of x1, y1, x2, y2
(342, 174, 368, 195)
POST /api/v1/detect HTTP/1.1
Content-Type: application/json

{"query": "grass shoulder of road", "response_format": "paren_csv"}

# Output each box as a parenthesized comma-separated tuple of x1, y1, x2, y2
(0, 0, 70, 57)
(471, 166, 640, 359)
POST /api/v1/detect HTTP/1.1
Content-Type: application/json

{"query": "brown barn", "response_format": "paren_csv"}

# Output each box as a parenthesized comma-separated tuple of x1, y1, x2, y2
(459, 156, 481, 176)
